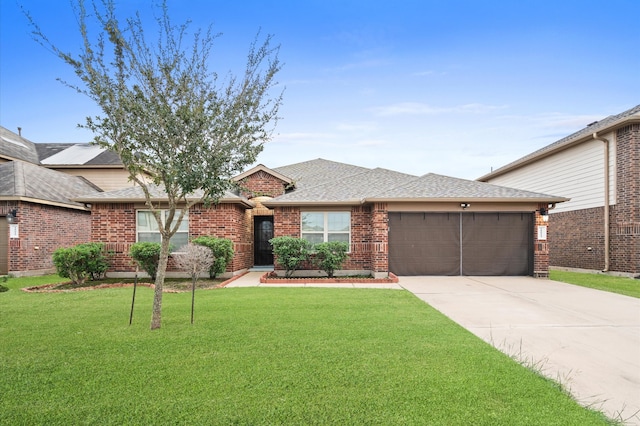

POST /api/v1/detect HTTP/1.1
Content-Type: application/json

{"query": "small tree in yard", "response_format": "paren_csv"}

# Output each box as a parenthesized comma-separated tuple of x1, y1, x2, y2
(313, 241, 349, 278)
(173, 243, 214, 324)
(192, 236, 234, 278)
(269, 236, 311, 278)
(26, 0, 282, 329)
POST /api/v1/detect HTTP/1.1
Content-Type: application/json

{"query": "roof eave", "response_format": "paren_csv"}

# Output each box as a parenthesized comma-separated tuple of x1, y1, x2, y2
(0, 196, 91, 211)
(72, 196, 255, 208)
(364, 196, 570, 203)
(262, 200, 362, 207)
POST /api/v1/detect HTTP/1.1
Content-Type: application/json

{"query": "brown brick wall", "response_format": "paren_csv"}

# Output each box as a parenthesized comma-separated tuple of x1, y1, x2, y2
(549, 124, 639, 275)
(611, 123, 639, 273)
(550, 207, 605, 271)
(91, 202, 252, 274)
(4, 201, 92, 274)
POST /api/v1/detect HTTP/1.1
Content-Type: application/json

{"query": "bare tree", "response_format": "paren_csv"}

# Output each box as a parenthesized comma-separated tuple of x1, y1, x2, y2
(173, 243, 215, 324)
(25, 0, 282, 329)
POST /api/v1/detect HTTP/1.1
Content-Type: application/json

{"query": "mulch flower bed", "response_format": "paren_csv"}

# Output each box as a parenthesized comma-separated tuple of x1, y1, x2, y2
(22, 278, 233, 293)
(260, 272, 399, 284)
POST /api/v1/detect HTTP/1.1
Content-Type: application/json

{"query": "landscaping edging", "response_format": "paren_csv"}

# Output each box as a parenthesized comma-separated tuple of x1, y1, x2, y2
(259, 272, 399, 284)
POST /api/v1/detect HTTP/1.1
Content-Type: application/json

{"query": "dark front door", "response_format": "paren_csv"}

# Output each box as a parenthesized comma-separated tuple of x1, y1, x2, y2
(254, 216, 274, 266)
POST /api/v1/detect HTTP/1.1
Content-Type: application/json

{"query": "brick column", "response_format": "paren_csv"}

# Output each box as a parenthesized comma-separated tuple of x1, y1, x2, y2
(371, 202, 389, 278)
(533, 204, 550, 278)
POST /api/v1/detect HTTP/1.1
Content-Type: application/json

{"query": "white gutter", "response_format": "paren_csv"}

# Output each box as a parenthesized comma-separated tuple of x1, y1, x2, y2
(592, 132, 610, 272)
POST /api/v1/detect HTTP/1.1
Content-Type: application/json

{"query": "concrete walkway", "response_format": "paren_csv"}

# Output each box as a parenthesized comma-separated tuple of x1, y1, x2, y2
(225, 272, 640, 423)
(400, 276, 640, 424)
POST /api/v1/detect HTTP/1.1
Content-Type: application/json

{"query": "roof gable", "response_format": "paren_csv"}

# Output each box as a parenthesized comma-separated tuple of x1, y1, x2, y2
(232, 164, 293, 185)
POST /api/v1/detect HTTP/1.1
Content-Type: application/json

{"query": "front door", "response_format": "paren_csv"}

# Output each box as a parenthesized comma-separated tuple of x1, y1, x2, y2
(254, 216, 274, 266)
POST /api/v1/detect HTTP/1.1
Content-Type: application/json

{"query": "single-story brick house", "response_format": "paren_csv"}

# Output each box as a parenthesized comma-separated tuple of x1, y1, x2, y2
(478, 104, 639, 276)
(76, 159, 567, 278)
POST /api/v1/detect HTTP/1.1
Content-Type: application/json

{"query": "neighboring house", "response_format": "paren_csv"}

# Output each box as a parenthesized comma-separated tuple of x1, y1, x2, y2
(76, 158, 567, 278)
(478, 104, 640, 276)
(0, 160, 100, 276)
(0, 126, 130, 276)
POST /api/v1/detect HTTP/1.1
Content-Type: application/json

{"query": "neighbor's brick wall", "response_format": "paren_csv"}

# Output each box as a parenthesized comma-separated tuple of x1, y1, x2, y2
(611, 123, 639, 273)
(549, 124, 639, 274)
(91, 202, 252, 274)
(5, 201, 91, 274)
(550, 207, 604, 271)
(238, 170, 288, 199)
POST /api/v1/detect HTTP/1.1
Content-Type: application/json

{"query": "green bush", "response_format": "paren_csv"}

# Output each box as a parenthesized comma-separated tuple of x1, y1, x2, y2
(269, 236, 311, 278)
(313, 241, 349, 278)
(52, 242, 110, 285)
(129, 242, 162, 280)
(192, 236, 234, 278)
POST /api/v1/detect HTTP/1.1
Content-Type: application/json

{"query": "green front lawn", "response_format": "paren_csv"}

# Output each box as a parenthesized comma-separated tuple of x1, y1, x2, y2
(550, 270, 640, 298)
(0, 275, 612, 425)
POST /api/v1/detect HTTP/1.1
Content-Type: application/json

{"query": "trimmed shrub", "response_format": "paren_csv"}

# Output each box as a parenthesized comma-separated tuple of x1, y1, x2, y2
(269, 236, 311, 278)
(130, 242, 162, 280)
(192, 236, 234, 278)
(52, 242, 110, 285)
(313, 241, 349, 278)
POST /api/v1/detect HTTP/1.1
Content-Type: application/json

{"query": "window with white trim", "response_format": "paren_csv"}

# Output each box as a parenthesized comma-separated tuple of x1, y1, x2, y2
(301, 211, 350, 245)
(137, 210, 189, 250)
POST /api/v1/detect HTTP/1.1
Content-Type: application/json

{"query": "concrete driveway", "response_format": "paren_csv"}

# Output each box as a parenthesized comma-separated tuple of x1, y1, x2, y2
(399, 276, 640, 424)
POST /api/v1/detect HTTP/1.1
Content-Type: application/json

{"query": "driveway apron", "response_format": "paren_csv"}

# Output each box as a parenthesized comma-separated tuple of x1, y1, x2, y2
(400, 276, 640, 424)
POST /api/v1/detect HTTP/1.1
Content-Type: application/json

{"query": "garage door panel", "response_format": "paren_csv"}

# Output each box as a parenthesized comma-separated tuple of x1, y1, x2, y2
(462, 213, 532, 276)
(389, 212, 533, 276)
(389, 213, 460, 276)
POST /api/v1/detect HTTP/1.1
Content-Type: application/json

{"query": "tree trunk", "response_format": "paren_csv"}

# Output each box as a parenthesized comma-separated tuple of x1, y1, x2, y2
(150, 236, 172, 330)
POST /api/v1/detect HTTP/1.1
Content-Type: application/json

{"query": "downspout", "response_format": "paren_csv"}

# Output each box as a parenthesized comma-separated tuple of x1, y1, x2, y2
(592, 132, 610, 272)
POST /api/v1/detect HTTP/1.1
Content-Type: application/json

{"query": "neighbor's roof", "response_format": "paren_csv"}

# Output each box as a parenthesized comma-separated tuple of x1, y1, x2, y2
(74, 184, 255, 208)
(38, 143, 123, 167)
(262, 159, 567, 206)
(478, 104, 640, 181)
(0, 160, 100, 210)
(0, 126, 40, 164)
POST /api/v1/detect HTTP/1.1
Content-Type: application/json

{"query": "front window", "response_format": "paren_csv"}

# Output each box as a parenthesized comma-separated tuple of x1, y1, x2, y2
(301, 212, 350, 245)
(137, 210, 189, 251)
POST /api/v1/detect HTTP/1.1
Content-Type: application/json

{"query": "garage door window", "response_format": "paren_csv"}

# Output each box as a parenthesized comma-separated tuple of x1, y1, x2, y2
(301, 212, 350, 245)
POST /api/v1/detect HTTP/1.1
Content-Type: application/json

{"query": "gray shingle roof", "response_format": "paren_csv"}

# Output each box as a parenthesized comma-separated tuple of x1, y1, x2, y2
(0, 160, 101, 208)
(478, 104, 640, 181)
(263, 159, 566, 205)
(73, 184, 253, 207)
(0, 126, 40, 164)
(370, 173, 566, 201)
(270, 167, 417, 203)
(273, 158, 371, 189)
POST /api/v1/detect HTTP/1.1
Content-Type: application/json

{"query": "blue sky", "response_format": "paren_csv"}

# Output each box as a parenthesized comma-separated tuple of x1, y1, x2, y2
(1, 0, 638, 179)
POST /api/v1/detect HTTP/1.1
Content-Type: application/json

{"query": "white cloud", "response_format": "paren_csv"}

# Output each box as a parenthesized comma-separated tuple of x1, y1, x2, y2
(372, 102, 508, 116)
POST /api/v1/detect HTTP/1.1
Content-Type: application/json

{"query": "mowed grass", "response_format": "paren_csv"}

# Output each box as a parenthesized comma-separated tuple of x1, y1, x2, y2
(0, 276, 612, 425)
(550, 270, 640, 298)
